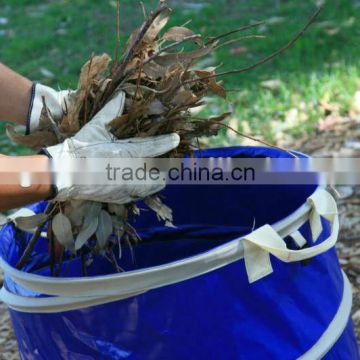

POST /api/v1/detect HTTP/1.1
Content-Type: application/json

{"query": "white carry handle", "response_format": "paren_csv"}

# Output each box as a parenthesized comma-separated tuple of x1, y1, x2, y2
(243, 189, 338, 283)
(0, 189, 339, 313)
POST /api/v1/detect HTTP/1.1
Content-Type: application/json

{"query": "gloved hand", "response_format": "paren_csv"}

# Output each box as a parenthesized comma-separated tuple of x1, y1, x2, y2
(44, 91, 180, 204)
(27, 83, 73, 134)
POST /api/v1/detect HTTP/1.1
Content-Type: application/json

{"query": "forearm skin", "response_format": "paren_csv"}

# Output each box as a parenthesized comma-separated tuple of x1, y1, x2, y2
(0, 63, 32, 126)
(0, 154, 52, 211)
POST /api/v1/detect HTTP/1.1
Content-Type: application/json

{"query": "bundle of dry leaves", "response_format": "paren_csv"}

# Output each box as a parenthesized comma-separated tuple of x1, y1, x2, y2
(8, 1, 322, 274)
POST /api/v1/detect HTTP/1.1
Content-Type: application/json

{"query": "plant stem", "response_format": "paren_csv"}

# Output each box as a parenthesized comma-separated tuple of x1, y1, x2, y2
(206, 21, 266, 44)
(215, 35, 265, 50)
(16, 203, 56, 270)
(81, 248, 87, 276)
(49, 232, 55, 276)
(198, 118, 298, 158)
(55, 248, 64, 277)
(108, 245, 123, 273)
(184, 7, 323, 84)
(41, 97, 64, 142)
(146, 34, 202, 64)
(114, 0, 121, 63)
(108, 1, 169, 95)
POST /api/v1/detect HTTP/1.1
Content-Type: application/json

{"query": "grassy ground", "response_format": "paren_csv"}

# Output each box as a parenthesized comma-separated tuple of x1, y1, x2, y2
(0, 0, 359, 152)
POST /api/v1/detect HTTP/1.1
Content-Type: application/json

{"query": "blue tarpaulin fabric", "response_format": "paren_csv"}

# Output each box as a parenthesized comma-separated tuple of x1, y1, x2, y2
(0, 146, 358, 359)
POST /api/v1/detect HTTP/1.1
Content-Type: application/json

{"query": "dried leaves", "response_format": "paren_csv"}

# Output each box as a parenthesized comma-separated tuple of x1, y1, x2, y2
(64, 54, 112, 134)
(14, 213, 48, 232)
(6, 0, 292, 153)
(144, 10, 170, 42)
(75, 216, 98, 251)
(6, 125, 58, 149)
(96, 210, 113, 250)
(11, 0, 321, 274)
(52, 213, 75, 252)
(163, 26, 195, 42)
(144, 195, 173, 224)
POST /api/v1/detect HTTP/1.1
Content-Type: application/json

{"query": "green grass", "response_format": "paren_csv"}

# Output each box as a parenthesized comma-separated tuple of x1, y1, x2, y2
(0, 0, 359, 151)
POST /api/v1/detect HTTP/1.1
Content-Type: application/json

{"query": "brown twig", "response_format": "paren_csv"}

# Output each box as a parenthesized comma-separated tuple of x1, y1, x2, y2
(184, 7, 323, 85)
(120, 83, 172, 94)
(83, 54, 94, 124)
(216, 35, 265, 50)
(134, 53, 145, 100)
(126, 223, 141, 243)
(144, 34, 202, 65)
(55, 247, 64, 277)
(114, 0, 121, 63)
(140, 1, 147, 19)
(124, 234, 136, 265)
(63, 253, 74, 277)
(206, 21, 266, 44)
(197, 118, 298, 158)
(16, 203, 56, 269)
(41, 97, 64, 142)
(108, 1, 169, 93)
(49, 227, 55, 276)
(122, 34, 202, 81)
(108, 245, 124, 273)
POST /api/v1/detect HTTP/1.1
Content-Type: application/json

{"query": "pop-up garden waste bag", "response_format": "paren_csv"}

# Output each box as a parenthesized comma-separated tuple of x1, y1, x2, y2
(0, 146, 358, 360)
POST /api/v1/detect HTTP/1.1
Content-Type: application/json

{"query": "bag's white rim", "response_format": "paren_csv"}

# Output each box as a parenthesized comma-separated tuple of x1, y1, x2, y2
(0, 187, 319, 297)
(0, 287, 146, 313)
(0, 187, 341, 313)
(297, 270, 353, 360)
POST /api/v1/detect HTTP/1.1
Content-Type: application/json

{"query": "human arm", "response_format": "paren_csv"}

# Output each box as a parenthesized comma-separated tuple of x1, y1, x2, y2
(0, 64, 53, 211)
(0, 62, 71, 133)
(0, 154, 52, 212)
(0, 63, 33, 126)
(0, 84, 179, 211)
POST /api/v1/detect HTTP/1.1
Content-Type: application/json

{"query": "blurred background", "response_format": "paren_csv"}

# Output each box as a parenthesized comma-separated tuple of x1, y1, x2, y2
(0, 0, 359, 153)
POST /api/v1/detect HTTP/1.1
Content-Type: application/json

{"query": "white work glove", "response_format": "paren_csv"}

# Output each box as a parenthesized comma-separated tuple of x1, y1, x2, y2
(27, 83, 73, 134)
(44, 91, 180, 204)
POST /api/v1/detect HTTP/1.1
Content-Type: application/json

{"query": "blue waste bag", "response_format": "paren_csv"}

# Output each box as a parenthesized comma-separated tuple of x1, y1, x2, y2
(0, 146, 358, 360)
